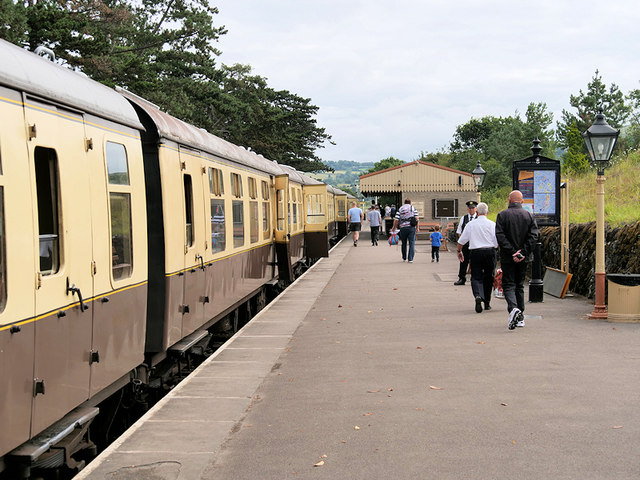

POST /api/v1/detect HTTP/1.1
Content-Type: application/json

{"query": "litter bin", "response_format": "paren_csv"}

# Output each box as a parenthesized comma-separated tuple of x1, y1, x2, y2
(607, 274, 640, 322)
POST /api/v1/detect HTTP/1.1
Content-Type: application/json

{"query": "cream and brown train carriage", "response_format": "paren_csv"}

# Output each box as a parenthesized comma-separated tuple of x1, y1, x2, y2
(0, 40, 148, 470)
(119, 91, 286, 360)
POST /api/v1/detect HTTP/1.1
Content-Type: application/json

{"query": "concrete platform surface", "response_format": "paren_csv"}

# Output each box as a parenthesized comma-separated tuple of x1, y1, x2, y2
(77, 233, 640, 480)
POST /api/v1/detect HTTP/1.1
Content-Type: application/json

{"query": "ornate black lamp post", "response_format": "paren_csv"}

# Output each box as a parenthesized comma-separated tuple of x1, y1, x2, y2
(582, 109, 619, 319)
(472, 160, 486, 202)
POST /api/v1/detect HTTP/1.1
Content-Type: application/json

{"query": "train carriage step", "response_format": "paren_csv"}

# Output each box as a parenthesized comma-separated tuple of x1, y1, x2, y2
(168, 329, 209, 355)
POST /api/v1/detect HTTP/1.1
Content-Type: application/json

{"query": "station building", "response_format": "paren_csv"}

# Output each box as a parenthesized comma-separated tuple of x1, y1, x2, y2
(359, 160, 478, 225)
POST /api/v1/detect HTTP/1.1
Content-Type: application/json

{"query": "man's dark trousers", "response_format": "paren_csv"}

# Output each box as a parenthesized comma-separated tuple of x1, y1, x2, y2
(470, 248, 496, 304)
(458, 243, 470, 282)
(501, 259, 528, 313)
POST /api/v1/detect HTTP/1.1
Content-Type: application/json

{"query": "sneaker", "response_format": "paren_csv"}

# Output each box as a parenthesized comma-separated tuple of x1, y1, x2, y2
(516, 319, 525, 327)
(453, 279, 465, 286)
(508, 308, 521, 330)
(475, 297, 483, 313)
(516, 311, 525, 327)
(354, 241, 357, 247)
(431, 259, 434, 262)
(408, 260, 414, 263)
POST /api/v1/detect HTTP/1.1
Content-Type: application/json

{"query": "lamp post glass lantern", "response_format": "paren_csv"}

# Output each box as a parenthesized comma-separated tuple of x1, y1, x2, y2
(582, 108, 619, 319)
(472, 160, 486, 202)
(582, 109, 620, 174)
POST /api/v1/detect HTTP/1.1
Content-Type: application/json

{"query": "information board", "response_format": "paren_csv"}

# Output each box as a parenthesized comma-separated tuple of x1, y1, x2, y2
(512, 154, 560, 227)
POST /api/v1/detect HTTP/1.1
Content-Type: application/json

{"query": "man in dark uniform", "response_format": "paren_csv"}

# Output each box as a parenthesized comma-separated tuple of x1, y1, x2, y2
(495, 190, 540, 330)
(453, 200, 478, 285)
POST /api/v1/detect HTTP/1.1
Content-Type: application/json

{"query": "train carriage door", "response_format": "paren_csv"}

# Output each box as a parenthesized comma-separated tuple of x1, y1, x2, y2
(0, 86, 37, 458)
(274, 174, 293, 282)
(179, 147, 206, 337)
(304, 184, 329, 258)
(25, 97, 94, 435)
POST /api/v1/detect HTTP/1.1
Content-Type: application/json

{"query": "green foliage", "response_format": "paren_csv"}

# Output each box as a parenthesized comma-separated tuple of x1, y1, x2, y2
(562, 122, 589, 174)
(557, 70, 631, 149)
(0, 0, 332, 172)
(365, 157, 404, 174)
(445, 103, 556, 192)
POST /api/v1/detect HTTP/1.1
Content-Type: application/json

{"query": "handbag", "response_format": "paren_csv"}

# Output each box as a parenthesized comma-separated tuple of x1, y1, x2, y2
(409, 216, 418, 227)
(388, 232, 399, 245)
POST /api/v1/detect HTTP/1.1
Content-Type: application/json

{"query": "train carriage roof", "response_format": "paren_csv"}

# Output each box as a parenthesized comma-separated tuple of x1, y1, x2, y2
(118, 89, 284, 177)
(0, 39, 143, 130)
(278, 164, 324, 186)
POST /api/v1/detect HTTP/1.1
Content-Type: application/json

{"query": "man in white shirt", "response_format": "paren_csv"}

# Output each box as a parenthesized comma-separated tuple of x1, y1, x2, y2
(457, 202, 498, 313)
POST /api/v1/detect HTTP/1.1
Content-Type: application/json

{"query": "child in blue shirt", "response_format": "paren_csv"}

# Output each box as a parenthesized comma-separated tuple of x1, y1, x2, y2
(430, 225, 444, 262)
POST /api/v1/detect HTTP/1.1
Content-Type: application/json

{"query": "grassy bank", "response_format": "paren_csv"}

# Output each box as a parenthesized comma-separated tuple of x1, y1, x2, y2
(483, 151, 640, 226)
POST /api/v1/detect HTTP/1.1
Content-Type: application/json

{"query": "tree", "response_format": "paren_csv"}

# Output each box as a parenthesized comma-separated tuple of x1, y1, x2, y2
(557, 70, 631, 148)
(0, 0, 332, 172)
(365, 157, 404, 174)
(562, 122, 589, 174)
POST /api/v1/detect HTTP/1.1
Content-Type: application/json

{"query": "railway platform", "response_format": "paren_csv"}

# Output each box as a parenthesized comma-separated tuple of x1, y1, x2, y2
(75, 233, 640, 480)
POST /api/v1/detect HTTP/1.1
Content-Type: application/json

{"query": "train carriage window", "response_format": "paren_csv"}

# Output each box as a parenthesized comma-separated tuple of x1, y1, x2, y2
(262, 201, 270, 234)
(209, 167, 224, 196)
(337, 198, 346, 217)
(276, 190, 285, 230)
(248, 177, 257, 199)
(261, 180, 269, 200)
(210, 199, 226, 253)
(106, 142, 130, 185)
(231, 173, 243, 198)
(232, 200, 244, 247)
(292, 202, 298, 226)
(250, 201, 259, 243)
(110, 193, 133, 280)
(35, 147, 60, 275)
(184, 175, 194, 247)
(306, 193, 325, 225)
(0, 187, 6, 312)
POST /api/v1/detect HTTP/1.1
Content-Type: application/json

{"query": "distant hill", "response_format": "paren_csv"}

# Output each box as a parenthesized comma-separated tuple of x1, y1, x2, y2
(309, 160, 374, 196)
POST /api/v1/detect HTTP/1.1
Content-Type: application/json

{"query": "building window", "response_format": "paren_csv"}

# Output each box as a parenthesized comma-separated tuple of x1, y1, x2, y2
(209, 167, 224, 196)
(210, 199, 225, 253)
(433, 199, 457, 218)
(35, 147, 60, 275)
(232, 200, 244, 247)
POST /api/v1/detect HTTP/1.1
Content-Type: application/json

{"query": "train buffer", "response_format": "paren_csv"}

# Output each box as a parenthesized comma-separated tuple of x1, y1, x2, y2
(75, 233, 640, 479)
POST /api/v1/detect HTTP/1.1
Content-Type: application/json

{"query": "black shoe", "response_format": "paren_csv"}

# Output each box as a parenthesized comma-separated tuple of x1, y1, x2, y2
(454, 279, 465, 286)
(475, 297, 483, 313)
(484, 304, 491, 311)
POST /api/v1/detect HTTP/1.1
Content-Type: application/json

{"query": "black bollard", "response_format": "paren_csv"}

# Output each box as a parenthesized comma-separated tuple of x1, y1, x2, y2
(529, 240, 544, 302)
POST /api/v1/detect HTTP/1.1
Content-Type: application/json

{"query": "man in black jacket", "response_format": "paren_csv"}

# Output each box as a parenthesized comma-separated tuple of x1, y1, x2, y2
(495, 190, 540, 330)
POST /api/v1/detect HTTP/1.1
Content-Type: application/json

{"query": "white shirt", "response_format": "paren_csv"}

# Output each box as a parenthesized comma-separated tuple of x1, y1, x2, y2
(457, 215, 498, 250)
(456, 212, 477, 235)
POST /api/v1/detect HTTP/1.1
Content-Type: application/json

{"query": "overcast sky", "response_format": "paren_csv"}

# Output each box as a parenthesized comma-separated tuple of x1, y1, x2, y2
(213, 0, 640, 164)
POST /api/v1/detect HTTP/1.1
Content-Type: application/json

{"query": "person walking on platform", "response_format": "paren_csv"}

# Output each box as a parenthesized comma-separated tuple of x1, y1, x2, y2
(454, 200, 478, 285)
(348, 201, 364, 246)
(430, 225, 443, 262)
(367, 203, 382, 246)
(457, 202, 497, 313)
(495, 190, 540, 330)
(393, 199, 419, 262)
